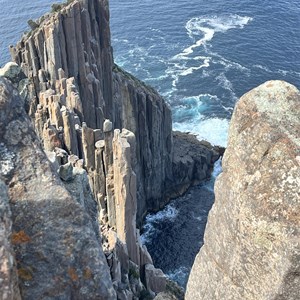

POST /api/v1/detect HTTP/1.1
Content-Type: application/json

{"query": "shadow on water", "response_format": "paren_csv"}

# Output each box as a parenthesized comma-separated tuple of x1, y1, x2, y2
(141, 159, 222, 289)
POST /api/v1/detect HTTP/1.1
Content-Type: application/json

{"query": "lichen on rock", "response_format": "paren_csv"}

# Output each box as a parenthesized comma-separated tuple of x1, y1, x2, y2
(186, 80, 300, 300)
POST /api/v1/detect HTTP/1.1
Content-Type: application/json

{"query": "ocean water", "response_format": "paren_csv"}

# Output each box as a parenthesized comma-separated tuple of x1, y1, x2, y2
(1, 0, 300, 290)
(109, 0, 300, 147)
(140, 159, 222, 288)
(109, 0, 300, 288)
(1, 0, 299, 146)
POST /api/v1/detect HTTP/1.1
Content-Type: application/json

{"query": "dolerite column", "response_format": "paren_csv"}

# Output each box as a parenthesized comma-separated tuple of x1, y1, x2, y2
(94, 140, 107, 223)
(103, 119, 116, 228)
(61, 107, 79, 156)
(113, 129, 140, 265)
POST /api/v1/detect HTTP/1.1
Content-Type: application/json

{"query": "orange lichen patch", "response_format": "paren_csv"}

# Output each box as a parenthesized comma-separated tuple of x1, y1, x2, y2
(11, 230, 31, 244)
(266, 82, 274, 88)
(83, 268, 92, 280)
(68, 267, 79, 282)
(18, 268, 33, 281)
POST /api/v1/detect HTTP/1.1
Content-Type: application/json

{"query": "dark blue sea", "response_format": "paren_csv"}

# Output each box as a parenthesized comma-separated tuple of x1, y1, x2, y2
(1, 0, 300, 289)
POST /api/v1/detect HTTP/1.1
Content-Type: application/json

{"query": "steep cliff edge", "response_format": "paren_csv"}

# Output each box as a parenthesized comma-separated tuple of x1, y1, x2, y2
(0, 77, 116, 299)
(9, 0, 218, 225)
(186, 80, 300, 300)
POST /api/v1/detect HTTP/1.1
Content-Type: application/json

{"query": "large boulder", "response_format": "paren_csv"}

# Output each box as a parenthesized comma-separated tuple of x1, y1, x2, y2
(0, 77, 116, 299)
(186, 81, 300, 300)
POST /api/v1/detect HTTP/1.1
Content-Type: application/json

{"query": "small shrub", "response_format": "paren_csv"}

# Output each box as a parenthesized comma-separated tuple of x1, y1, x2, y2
(27, 19, 39, 31)
(51, 3, 63, 13)
(129, 266, 139, 279)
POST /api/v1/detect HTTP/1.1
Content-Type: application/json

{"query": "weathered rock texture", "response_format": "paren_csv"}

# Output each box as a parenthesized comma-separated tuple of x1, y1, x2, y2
(2, 0, 220, 298)
(0, 77, 116, 299)
(186, 80, 300, 300)
(166, 131, 220, 200)
(0, 180, 21, 300)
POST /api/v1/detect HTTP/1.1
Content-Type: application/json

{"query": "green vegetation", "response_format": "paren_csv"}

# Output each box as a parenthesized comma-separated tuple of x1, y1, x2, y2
(51, 0, 74, 13)
(128, 266, 140, 280)
(113, 63, 158, 95)
(27, 19, 39, 31)
(25, 0, 75, 39)
(51, 3, 63, 13)
(165, 279, 185, 300)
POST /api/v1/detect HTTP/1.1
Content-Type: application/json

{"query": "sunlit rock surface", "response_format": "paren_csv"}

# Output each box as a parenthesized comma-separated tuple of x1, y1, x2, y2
(186, 80, 300, 300)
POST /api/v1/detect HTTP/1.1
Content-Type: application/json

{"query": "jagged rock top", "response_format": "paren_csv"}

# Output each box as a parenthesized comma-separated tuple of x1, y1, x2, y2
(186, 80, 300, 300)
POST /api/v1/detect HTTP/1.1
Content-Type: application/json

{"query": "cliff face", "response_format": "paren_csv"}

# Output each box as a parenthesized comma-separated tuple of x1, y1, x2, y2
(10, 0, 173, 223)
(1, 0, 219, 298)
(186, 81, 300, 300)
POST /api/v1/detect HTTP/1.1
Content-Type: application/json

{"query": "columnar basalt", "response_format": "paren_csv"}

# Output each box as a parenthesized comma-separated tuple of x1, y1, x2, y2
(186, 81, 300, 300)
(9, 0, 176, 223)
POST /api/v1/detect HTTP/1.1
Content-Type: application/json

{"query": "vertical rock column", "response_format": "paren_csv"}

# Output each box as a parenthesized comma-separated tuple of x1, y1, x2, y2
(113, 129, 139, 265)
(103, 119, 116, 228)
(62, 107, 79, 156)
(82, 122, 95, 171)
(94, 139, 107, 222)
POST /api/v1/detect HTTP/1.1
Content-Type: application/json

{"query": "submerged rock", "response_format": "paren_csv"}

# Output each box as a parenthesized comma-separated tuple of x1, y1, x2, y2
(186, 80, 300, 300)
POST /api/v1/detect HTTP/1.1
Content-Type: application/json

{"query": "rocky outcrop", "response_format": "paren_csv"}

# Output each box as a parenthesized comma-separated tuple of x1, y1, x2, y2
(9, 0, 219, 225)
(0, 77, 115, 299)
(0, 180, 21, 300)
(2, 0, 220, 298)
(186, 81, 300, 300)
(165, 131, 220, 201)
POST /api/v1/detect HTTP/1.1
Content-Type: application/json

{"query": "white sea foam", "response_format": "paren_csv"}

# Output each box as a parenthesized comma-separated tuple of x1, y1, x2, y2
(253, 64, 272, 72)
(179, 58, 210, 76)
(146, 204, 178, 223)
(140, 203, 178, 244)
(212, 54, 250, 73)
(174, 117, 229, 147)
(254, 65, 300, 78)
(176, 14, 253, 59)
(216, 73, 238, 101)
(186, 14, 253, 38)
(167, 14, 253, 88)
(166, 266, 190, 287)
(205, 158, 223, 192)
(174, 27, 214, 59)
